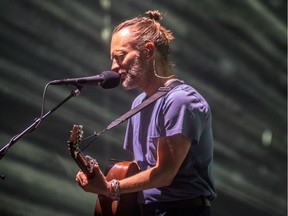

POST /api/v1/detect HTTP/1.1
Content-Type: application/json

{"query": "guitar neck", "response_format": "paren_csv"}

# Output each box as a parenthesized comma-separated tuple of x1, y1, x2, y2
(72, 147, 95, 179)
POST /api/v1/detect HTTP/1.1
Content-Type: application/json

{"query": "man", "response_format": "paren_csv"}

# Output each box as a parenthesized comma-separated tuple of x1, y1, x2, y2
(76, 10, 216, 216)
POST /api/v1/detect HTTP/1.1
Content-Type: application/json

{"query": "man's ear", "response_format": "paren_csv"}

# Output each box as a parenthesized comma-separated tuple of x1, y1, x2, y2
(144, 42, 155, 59)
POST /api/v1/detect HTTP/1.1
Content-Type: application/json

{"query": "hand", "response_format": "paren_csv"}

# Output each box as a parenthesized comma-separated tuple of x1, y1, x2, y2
(76, 164, 109, 196)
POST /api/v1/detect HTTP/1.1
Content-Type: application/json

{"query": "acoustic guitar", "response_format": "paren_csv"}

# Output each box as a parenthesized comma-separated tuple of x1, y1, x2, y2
(67, 124, 140, 216)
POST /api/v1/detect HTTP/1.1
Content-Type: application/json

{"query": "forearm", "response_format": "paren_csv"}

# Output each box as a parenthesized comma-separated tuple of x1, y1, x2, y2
(118, 165, 174, 194)
(118, 134, 191, 195)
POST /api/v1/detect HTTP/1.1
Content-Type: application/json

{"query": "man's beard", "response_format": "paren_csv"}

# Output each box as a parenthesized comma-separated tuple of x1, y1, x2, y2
(121, 56, 146, 90)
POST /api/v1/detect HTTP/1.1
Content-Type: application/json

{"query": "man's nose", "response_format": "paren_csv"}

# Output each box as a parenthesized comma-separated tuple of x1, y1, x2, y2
(111, 59, 120, 72)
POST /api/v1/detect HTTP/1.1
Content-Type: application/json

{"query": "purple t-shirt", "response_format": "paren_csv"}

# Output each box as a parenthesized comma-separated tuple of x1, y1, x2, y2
(124, 80, 216, 204)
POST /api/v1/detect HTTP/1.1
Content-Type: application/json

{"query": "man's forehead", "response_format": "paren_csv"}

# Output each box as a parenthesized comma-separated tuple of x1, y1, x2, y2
(119, 28, 130, 37)
(111, 28, 134, 54)
(113, 28, 132, 40)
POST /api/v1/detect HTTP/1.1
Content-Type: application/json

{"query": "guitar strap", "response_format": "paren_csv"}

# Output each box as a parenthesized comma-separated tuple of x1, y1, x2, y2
(95, 80, 182, 136)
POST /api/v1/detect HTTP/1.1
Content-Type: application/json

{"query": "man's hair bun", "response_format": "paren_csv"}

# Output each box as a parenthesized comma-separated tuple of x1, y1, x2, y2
(145, 10, 162, 22)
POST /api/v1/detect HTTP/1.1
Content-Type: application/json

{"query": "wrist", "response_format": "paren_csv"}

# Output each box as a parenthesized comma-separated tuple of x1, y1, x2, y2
(108, 179, 120, 200)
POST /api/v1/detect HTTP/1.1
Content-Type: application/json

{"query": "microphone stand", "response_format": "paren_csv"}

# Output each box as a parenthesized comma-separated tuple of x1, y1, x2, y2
(0, 88, 81, 172)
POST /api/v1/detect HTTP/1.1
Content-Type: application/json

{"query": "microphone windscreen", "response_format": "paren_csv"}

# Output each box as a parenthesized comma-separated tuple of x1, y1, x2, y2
(100, 71, 120, 89)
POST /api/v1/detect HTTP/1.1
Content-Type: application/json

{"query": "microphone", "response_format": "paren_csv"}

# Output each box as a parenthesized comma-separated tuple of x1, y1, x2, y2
(49, 71, 120, 89)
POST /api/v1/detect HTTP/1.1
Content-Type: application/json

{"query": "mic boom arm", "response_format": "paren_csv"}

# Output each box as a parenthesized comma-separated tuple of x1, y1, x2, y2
(0, 88, 81, 161)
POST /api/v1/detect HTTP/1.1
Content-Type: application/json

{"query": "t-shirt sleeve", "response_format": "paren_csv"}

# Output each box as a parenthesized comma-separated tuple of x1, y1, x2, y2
(159, 89, 210, 143)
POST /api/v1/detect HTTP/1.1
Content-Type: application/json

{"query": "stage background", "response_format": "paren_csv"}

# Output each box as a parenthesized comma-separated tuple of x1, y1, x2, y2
(0, 0, 286, 215)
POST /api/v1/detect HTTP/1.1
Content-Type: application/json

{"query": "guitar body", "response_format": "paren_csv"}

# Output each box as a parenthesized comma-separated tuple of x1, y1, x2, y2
(67, 125, 140, 216)
(95, 160, 140, 216)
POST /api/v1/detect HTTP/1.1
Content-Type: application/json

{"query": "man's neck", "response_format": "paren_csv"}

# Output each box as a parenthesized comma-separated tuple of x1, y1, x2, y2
(141, 76, 176, 97)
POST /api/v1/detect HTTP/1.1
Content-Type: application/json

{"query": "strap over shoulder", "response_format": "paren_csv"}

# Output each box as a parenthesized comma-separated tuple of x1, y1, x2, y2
(96, 79, 182, 136)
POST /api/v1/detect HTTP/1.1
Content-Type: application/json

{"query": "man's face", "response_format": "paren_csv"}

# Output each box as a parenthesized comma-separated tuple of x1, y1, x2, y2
(110, 28, 147, 90)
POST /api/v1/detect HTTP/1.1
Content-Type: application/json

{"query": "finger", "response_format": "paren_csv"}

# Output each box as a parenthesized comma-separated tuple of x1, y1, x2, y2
(75, 171, 82, 183)
(76, 171, 88, 186)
